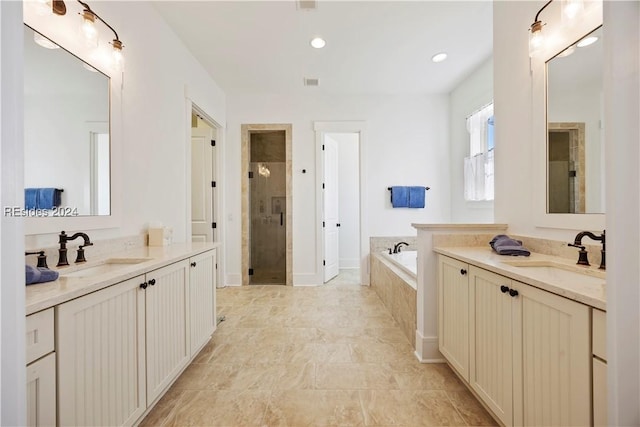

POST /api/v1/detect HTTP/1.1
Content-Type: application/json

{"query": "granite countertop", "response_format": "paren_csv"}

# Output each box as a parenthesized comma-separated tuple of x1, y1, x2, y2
(434, 246, 606, 311)
(26, 242, 219, 315)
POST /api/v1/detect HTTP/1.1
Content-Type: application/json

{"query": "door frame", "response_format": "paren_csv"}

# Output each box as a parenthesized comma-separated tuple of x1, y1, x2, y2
(314, 121, 369, 285)
(241, 124, 293, 286)
(185, 100, 224, 288)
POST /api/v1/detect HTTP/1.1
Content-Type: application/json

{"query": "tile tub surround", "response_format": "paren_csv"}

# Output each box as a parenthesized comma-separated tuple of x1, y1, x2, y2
(370, 253, 417, 348)
(370, 236, 417, 255)
(140, 284, 496, 427)
(25, 242, 219, 315)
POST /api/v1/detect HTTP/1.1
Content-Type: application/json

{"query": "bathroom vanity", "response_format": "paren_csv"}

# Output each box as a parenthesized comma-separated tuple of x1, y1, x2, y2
(25, 242, 218, 427)
(436, 247, 606, 427)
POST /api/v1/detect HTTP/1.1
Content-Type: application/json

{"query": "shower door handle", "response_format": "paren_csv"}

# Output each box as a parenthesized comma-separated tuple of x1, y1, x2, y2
(280, 212, 284, 226)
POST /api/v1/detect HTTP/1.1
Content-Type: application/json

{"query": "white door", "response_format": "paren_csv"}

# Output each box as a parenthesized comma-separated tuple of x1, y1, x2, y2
(323, 136, 339, 282)
(191, 127, 215, 242)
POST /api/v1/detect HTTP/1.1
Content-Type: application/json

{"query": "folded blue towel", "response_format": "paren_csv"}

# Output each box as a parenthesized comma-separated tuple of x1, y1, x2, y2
(37, 188, 60, 209)
(25, 189, 38, 210)
(26, 265, 59, 285)
(391, 186, 409, 208)
(490, 234, 531, 256)
(408, 186, 425, 208)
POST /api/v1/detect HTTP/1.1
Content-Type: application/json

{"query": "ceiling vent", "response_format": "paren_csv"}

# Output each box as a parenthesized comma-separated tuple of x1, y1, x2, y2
(304, 78, 319, 87)
(297, 0, 317, 11)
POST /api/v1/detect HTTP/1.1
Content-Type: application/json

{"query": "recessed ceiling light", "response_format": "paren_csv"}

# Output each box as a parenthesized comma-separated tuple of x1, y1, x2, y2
(431, 52, 448, 63)
(577, 36, 598, 48)
(310, 37, 326, 49)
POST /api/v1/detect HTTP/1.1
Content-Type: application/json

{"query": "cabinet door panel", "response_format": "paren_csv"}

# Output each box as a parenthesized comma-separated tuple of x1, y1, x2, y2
(438, 256, 470, 381)
(146, 260, 190, 404)
(189, 250, 216, 356)
(469, 266, 513, 426)
(57, 276, 146, 427)
(26, 353, 56, 427)
(593, 358, 607, 427)
(514, 282, 590, 427)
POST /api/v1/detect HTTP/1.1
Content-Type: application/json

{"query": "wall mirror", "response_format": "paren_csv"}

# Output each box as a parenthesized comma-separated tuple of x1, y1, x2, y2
(24, 24, 111, 217)
(546, 26, 603, 214)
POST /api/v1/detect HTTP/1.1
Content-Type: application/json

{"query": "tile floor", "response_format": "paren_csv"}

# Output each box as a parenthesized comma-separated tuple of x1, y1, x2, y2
(141, 280, 496, 426)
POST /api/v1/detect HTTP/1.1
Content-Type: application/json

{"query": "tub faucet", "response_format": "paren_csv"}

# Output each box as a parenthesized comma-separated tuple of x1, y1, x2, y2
(393, 242, 409, 254)
(568, 230, 605, 270)
(57, 231, 93, 267)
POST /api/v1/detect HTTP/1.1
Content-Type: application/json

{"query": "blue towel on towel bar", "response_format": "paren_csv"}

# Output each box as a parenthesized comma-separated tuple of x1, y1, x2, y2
(25, 189, 38, 210)
(408, 186, 425, 208)
(391, 186, 409, 208)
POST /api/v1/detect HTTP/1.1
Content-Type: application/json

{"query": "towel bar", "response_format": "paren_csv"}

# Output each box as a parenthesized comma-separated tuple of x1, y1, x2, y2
(387, 187, 430, 191)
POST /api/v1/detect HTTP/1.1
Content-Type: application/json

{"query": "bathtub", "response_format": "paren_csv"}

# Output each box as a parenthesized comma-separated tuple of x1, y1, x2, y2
(370, 250, 418, 347)
(381, 250, 417, 284)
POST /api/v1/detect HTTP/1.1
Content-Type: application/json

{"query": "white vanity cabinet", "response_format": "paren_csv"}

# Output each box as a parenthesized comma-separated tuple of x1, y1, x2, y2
(26, 308, 56, 427)
(144, 260, 190, 405)
(57, 275, 147, 427)
(438, 256, 470, 381)
(54, 247, 217, 426)
(189, 249, 217, 357)
(438, 255, 591, 427)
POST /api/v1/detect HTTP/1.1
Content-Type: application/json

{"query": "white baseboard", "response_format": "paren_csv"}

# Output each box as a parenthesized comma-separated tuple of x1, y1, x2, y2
(414, 331, 444, 363)
(225, 274, 241, 286)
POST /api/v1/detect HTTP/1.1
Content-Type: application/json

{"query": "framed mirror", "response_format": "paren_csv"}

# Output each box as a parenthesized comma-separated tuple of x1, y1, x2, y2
(24, 24, 111, 217)
(546, 26, 603, 214)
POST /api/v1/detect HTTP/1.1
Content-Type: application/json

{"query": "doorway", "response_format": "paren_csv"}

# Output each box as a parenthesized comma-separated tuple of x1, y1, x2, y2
(241, 124, 292, 286)
(190, 111, 217, 242)
(321, 132, 361, 285)
(548, 122, 585, 213)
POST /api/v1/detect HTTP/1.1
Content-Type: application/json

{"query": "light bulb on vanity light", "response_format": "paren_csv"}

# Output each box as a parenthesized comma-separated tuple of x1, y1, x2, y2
(80, 10, 99, 47)
(111, 39, 124, 71)
(528, 20, 545, 57)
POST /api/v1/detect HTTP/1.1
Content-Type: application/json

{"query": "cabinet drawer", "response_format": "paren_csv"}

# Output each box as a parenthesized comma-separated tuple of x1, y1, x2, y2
(26, 308, 54, 364)
(593, 309, 606, 360)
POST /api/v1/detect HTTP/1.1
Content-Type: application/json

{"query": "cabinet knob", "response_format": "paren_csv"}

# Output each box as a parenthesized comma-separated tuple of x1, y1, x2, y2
(140, 282, 148, 290)
(509, 289, 519, 297)
(500, 285, 510, 293)
(148, 279, 156, 286)
(191, 262, 197, 267)
(460, 269, 467, 276)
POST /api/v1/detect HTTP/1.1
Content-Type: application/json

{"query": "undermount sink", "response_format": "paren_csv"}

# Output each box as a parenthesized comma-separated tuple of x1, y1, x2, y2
(61, 257, 152, 278)
(501, 259, 606, 285)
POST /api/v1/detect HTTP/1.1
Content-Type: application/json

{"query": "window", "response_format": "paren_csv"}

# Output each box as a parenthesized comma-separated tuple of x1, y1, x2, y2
(464, 103, 494, 201)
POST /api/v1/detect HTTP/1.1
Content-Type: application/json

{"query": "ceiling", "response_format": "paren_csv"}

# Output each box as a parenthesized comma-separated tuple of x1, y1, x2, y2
(152, 1, 493, 95)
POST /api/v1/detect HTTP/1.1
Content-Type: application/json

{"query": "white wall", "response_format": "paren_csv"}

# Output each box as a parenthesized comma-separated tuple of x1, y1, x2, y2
(0, 2, 26, 425)
(449, 57, 494, 223)
(225, 93, 450, 285)
(23, 1, 226, 248)
(603, 3, 640, 425)
(332, 133, 360, 269)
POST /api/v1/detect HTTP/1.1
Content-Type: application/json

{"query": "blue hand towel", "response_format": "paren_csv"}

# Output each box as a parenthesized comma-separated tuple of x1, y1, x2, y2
(26, 265, 60, 285)
(38, 188, 60, 209)
(391, 186, 409, 208)
(25, 189, 38, 210)
(489, 234, 531, 256)
(408, 186, 425, 208)
(26, 265, 41, 285)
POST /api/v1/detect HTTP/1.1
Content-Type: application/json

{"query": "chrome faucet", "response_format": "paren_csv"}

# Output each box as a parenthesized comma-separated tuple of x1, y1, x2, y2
(393, 241, 409, 254)
(57, 231, 93, 266)
(568, 230, 606, 270)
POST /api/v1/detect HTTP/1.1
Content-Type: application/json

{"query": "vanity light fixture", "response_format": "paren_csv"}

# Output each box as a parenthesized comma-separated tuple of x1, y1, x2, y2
(76, 1, 125, 70)
(529, 0, 588, 57)
(431, 52, 448, 63)
(36, 0, 66, 16)
(310, 37, 326, 49)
